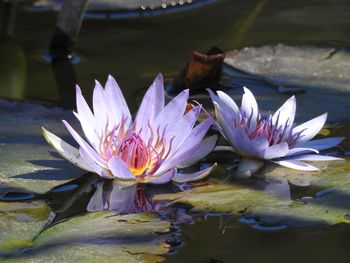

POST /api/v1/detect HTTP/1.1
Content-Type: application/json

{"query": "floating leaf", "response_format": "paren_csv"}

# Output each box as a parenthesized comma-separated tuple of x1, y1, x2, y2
(211, 45, 350, 123)
(1, 212, 171, 263)
(0, 99, 86, 194)
(154, 159, 350, 228)
(0, 201, 51, 252)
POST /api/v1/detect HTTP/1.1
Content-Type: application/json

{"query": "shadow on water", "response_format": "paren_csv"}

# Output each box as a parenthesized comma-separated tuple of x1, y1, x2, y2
(2, 160, 350, 260)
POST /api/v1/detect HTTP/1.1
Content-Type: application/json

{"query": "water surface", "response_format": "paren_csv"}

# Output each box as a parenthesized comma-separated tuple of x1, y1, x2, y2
(1, 0, 350, 262)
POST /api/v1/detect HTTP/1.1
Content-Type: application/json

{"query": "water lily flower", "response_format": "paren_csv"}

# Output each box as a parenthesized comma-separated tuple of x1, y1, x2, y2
(208, 87, 344, 172)
(42, 74, 217, 184)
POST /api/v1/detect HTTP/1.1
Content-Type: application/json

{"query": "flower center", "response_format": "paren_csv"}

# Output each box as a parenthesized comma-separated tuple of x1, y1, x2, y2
(98, 119, 173, 178)
(232, 112, 301, 147)
(119, 133, 152, 175)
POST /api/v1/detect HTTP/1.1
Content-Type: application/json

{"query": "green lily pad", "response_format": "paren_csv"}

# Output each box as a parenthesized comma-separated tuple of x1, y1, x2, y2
(225, 44, 350, 93)
(218, 44, 350, 123)
(179, 44, 350, 123)
(2, 212, 170, 263)
(0, 200, 51, 251)
(154, 157, 350, 228)
(0, 99, 86, 194)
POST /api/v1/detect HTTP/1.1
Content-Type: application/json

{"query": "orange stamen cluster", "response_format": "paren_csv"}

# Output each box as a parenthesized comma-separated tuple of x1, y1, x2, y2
(99, 118, 174, 178)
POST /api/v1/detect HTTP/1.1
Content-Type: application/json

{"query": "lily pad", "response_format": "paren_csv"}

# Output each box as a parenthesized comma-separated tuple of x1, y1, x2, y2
(0, 99, 86, 194)
(0, 200, 51, 251)
(225, 44, 350, 93)
(201, 44, 350, 123)
(154, 157, 350, 228)
(2, 212, 171, 263)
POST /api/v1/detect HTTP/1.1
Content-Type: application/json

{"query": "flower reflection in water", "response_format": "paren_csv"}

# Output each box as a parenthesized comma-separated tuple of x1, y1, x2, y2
(87, 180, 193, 224)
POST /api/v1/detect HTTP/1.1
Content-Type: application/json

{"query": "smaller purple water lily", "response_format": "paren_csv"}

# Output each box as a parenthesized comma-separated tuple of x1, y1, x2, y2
(208, 87, 344, 172)
(42, 74, 217, 184)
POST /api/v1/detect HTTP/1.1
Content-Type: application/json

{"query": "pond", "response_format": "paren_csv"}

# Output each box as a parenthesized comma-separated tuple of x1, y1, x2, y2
(1, 0, 350, 262)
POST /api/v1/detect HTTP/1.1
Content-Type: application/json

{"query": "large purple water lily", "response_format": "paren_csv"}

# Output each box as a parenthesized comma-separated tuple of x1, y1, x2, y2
(208, 87, 344, 172)
(42, 74, 217, 184)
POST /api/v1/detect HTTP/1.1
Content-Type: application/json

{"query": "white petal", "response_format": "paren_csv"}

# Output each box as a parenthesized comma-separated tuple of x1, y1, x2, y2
(259, 142, 289, 160)
(273, 160, 319, 171)
(62, 120, 107, 169)
(93, 80, 110, 131)
(208, 89, 239, 137)
(135, 74, 165, 138)
(288, 154, 343, 161)
(285, 147, 319, 157)
(216, 105, 254, 155)
(213, 103, 235, 145)
(155, 117, 212, 175)
(177, 135, 218, 168)
(105, 75, 131, 126)
(272, 96, 296, 132)
(79, 148, 112, 179)
(296, 137, 344, 151)
(41, 127, 93, 172)
(293, 113, 327, 142)
(236, 159, 264, 177)
(172, 163, 217, 183)
(75, 85, 98, 144)
(231, 129, 259, 157)
(216, 90, 240, 117)
(241, 87, 259, 128)
(108, 157, 135, 180)
(163, 105, 201, 156)
(149, 168, 176, 184)
(153, 89, 189, 131)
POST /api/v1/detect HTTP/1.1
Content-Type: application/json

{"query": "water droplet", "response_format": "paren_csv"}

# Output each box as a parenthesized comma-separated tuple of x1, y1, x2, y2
(40, 51, 81, 64)
(161, 3, 167, 8)
(140, 5, 146, 10)
(171, 1, 177, 6)
(179, 0, 184, 5)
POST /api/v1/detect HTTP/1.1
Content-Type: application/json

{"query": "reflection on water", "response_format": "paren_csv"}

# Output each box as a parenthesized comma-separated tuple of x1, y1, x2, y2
(87, 180, 195, 224)
(1, 0, 350, 261)
(166, 215, 350, 263)
(0, 1, 27, 100)
(1, 0, 350, 109)
(1, 149, 350, 260)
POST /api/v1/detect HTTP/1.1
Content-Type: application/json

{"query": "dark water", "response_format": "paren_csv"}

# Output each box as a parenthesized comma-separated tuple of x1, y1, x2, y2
(167, 216, 350, 263)
(2, 0, 350, 108)
(1, 0, 350, 262)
